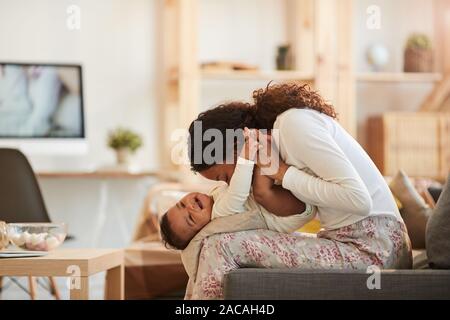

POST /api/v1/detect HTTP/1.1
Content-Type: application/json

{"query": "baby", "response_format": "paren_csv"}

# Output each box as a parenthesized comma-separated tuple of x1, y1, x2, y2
(160, 128, 317, 250)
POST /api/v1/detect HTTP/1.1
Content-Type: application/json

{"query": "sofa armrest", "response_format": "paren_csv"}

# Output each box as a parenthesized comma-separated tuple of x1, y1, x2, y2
(224, 268, 450, 300)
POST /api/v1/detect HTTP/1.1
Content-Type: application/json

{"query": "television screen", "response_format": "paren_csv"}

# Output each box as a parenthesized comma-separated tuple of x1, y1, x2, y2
(0, 63, 84, 138)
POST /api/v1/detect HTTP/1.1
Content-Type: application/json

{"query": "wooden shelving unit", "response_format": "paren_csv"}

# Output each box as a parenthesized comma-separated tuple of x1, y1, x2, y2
(158, 0, 449, 179)
(36, 170, 180, 181)
(160, 0, 355, 171)
(357, 72, 443, 83)
(358, 0, 450, 180)
(200, 70, 315, 81)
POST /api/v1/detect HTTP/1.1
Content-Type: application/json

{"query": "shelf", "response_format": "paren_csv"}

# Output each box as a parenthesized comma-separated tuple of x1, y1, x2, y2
(199, 70, 442, 82)
(200, 70, 315, 81)
(357, 72, 443, 83)
(36, 170, 179, 181)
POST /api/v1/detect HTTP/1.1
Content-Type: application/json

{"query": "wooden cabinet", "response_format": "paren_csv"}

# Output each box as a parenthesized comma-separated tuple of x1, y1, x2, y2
(367, 112, 450, 180)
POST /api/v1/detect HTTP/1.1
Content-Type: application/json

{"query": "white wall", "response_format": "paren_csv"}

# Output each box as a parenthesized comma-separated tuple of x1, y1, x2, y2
(0, 0, 160, 171)
(199, 0, 287, 71)
(0, 0, 438, 247)
(198, 0, 437, 149)
(0, 0, 161, 249)
(353, 0, 436, 147)
(354, 0, 434, 73)
(199, 0, 289, 111)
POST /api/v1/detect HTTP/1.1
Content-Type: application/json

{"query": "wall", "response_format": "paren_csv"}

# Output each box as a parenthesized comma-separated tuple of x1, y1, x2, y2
(353, 0, 436, 147)
(0, 0, 160, 171)
(199, 0, 287, 71)
(199, 0, 289, 111)
(0, 0, 439, 245)
(354, 0, 434, 73)
(0, 0, 161, 249)
(198, 0, 438, 148)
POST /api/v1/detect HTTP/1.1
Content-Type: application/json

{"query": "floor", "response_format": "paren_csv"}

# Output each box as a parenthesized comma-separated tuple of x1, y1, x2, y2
(0, 273, 106, 300)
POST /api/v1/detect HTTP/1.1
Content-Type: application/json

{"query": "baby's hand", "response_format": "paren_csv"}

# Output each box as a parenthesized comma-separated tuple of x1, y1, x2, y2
(240, 127, 259, 161)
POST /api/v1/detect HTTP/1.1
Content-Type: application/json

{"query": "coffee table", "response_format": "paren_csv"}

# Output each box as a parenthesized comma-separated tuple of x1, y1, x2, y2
(0, 248, 124, 300)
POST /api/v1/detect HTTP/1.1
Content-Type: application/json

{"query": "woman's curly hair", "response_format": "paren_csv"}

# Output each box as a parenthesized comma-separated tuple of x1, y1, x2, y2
(253, 82, 337, 129)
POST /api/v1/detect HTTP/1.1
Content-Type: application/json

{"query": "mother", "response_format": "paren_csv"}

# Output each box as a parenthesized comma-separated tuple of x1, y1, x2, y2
(187, 83, 412, 299)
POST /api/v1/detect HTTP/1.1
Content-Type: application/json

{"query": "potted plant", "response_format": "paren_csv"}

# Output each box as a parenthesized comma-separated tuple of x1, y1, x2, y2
(108, 128, 143, 166)
(404, 33, 433, 73)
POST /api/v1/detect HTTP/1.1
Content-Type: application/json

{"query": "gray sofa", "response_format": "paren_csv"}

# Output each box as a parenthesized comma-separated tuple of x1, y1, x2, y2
(224, 176, 450, 300)
(224, 266, 450, 300)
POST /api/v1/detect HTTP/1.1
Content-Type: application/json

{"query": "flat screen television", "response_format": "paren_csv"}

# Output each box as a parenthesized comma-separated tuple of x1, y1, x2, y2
(0, 62, 87, 154)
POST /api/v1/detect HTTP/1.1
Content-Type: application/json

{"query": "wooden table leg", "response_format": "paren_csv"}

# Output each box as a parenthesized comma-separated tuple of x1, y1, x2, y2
(70, 276, 89, 300)
(28, 276, 37, 300)
(104, 264, 124, 300)
(48, 277, 61, 300)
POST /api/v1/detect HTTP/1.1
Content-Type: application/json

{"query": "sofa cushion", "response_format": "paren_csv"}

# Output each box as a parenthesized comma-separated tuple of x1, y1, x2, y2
(428, 186, 443, 203)
(389, 170, 432, 249)
(412, 249, 429, 269)
(426, 174, 450, 269)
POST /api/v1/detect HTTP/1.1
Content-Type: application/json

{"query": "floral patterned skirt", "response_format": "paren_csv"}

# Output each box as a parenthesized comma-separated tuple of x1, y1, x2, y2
(190, 215, 412, 300)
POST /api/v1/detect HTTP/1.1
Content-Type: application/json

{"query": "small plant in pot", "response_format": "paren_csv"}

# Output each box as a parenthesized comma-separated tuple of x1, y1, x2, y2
(108, 128, 142, 166)
(404, 33, 433, 73)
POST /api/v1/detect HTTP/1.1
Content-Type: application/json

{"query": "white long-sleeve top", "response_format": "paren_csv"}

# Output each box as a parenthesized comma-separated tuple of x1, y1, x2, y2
(274, 108, 402, 230)
(211, 157, 316, 234)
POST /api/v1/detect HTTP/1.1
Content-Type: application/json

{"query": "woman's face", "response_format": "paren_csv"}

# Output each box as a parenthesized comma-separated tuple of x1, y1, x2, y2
(199, 163, 236, 184)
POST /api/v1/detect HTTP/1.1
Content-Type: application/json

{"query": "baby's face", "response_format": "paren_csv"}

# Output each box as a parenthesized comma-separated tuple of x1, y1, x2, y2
(166, 192, 214, 245)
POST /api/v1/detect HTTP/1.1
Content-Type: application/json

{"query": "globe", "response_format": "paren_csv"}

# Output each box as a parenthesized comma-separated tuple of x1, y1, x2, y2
(366, 44, 390, 71)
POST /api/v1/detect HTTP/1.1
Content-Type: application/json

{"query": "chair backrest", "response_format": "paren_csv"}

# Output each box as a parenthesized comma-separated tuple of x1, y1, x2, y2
(0, 148, 51, 223)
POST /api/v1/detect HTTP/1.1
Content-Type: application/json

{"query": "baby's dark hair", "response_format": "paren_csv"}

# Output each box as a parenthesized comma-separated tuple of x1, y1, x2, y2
(160, 212, 189, 250)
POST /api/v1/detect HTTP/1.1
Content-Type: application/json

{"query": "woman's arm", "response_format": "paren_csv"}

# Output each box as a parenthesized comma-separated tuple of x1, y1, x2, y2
(252, 166, 307, 217)
(265, 111, 372, 216)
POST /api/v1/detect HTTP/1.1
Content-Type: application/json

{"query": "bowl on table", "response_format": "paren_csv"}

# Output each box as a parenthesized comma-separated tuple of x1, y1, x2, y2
(7, 223, 67, 251)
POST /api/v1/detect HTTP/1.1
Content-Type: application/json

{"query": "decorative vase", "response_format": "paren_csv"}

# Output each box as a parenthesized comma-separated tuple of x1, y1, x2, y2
(115, 148, 132, 166)
(404, 47, 433, 73)
(366, 44, 389, 72)
(276, 45, 294, 70)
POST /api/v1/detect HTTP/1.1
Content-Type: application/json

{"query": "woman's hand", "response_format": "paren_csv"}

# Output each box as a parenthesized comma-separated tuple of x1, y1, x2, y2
(256, 131, 290, 181)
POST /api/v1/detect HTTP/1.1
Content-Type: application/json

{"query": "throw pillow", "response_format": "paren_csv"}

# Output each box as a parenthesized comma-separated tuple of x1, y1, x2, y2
(297, 218, 321, 234)
(389, 170, 432, 249)
(426, 173, 450, 269)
